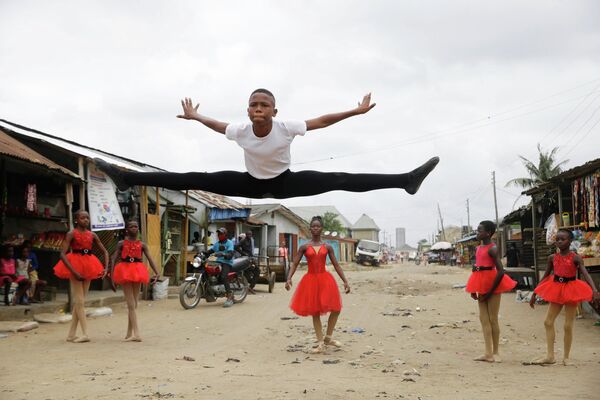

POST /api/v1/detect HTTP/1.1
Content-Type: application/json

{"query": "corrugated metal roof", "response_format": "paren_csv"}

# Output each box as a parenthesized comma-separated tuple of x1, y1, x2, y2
(0, 129, 80, 179)
(523, 158, 600, 195)
(188, 190, 246, 211)
(352, 213, 380, 231)
(251, 203, 310, 236)
(0, 119, 245, 211)
(289, 205, 353, 228)
(0, 119, 152, 172)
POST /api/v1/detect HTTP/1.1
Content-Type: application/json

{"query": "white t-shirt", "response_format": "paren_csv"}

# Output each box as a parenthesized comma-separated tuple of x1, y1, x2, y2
(225, 120, 307, 179)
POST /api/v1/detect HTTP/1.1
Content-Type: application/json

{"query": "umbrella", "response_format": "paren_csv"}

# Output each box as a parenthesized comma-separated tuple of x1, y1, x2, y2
(431, 241, 453, 251)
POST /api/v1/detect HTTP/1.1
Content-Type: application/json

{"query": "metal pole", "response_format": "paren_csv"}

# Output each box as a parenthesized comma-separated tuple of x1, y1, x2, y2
(492, 171, 502, 256)
(437, 203, 446, 241)
(492, 171, 499, 227)
(466, 198, 470, 232)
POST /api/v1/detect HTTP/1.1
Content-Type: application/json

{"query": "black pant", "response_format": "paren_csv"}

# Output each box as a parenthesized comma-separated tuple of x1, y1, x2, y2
(220, 263, 232, 294)
(121, 169, 414, 199)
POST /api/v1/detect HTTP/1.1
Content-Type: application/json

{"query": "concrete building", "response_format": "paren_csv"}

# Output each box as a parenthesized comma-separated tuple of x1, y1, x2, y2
(396, 227, 406, 248)
(351, 214, 380, 242)
(289, 205, 353, 236)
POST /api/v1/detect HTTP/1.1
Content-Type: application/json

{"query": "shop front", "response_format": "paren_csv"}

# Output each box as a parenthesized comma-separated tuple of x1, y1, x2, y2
(523, 158, 600, 312)
(0, 131, 81, 298)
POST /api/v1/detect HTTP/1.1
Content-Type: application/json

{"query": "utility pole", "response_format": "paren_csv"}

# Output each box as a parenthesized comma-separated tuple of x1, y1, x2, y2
(437, 203, 446, 241)
(466, 198, 471, 232)
(492, 171, 502, 256)
(492, 171, 499, 227)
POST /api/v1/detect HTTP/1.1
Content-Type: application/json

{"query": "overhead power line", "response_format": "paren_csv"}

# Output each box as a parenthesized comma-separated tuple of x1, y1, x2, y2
(293, 82, 600, 166)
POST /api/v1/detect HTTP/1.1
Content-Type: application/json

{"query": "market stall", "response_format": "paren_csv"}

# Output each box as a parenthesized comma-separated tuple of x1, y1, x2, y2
(523, 158, 600, 312)
(0, 131, 81, 296)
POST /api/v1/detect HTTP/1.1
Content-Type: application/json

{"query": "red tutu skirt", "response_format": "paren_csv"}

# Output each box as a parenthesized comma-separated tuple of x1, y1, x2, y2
(290, 271, 342, 316)
(465, 270, 516, 294)
(112, 262, 150, 285)
(534, 276, 593, 305)
(54, 254, 104, 280)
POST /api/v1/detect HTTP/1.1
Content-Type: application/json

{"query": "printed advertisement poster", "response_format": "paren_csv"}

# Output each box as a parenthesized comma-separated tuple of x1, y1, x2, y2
(87, 163, 125, 231)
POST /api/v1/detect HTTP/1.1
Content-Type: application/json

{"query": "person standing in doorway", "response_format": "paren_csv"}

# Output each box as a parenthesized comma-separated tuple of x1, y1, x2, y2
(505, 243, 520, 268)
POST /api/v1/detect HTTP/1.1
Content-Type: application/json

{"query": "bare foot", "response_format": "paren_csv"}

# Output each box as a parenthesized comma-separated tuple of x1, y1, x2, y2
(473, 355, 495, 362)
(310, 342, 325, 354)
(493, 354, 502, 363)
(125, 336, 142, 342)
(324, 336, 342, 348)
(525, 356, 556, 365)
(73, 336, 90, 343)
(66, 336, 77, 342)
(562, 359, 574, 366)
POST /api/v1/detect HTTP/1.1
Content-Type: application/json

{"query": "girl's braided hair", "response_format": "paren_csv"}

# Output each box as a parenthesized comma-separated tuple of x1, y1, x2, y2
(310, 215, 323, 224)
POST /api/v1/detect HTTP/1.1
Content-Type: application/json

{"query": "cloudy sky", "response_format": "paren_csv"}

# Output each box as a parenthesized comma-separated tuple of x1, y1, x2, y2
(2, 1, 600, 246)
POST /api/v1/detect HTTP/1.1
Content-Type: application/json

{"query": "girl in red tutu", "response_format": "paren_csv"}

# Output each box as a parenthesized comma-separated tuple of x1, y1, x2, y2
(285, 216, 350, 353)
(528, 228, 599, 365)
(466, 220, 516, 362)
(54, 210, 109, 343)
(110, 220, 159, 342)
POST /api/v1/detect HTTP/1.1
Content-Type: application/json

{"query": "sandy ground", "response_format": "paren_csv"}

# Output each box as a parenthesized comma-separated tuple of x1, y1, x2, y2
(1, 263, 598, 400)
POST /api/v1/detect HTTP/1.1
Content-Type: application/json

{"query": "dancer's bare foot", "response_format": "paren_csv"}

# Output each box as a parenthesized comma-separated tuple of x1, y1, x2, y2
(493, 354, 502, 363)
(324, 336, 342, 348)
(525, 356, 556, 365)
(310, 342, 325, 354)
(405, 157, 440, 195)
(125, 336, 142, 342)
(473, 355, 495, 362)
(562, 358, 574, 366)
(66, 336, 77, 342)
(73, 336, 90, 343)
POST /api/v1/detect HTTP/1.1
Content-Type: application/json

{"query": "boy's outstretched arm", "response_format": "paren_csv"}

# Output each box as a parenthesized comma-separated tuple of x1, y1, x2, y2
(177, 97, 229, 134)
(305, 93, 376, 131)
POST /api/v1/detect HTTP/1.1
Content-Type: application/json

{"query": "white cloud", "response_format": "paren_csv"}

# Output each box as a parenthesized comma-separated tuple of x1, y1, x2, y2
(1, 0, 599, 245)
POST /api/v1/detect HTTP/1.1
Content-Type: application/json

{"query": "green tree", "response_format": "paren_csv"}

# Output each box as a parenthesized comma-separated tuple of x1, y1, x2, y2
(321, 212, 346, 235)
(505, 144, 568, 190)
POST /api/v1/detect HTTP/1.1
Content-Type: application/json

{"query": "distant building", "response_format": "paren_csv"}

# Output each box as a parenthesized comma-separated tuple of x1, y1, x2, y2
(352, 214, 380, 242)
(396, 227, 406, 248)
(289, 205, 353, 236)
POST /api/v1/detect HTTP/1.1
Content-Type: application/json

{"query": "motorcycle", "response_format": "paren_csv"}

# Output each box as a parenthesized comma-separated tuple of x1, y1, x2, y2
(179, 251, 250, 309)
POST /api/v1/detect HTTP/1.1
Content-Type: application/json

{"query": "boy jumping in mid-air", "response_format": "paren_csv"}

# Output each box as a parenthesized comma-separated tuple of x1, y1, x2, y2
(97, 89, 439, 198)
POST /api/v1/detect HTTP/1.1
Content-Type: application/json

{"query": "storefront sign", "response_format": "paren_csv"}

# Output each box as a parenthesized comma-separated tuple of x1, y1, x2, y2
(87, 163, 125, 231)
(25, 183, 36, 212)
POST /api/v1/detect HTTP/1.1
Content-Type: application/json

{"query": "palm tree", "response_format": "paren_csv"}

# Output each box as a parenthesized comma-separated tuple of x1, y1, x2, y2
(506, 144, 569, 190)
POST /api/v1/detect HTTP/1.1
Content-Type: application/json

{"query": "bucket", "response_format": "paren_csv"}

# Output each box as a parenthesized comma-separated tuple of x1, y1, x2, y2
(561, 212, 570, 227)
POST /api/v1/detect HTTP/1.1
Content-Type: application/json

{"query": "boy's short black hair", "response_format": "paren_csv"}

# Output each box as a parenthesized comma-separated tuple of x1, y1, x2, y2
(250, 88, 276, 105)
(557, 228, 574, 240)
(479, 220, 496, 236)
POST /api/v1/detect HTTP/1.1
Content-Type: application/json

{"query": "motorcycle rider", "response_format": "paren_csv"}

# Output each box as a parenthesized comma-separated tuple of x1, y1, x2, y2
(204, 227, 235, 307)
(235, 231, 258, 293)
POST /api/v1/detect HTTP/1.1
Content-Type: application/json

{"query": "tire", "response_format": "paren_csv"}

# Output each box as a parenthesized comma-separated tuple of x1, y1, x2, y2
(179, 280, 202, 309)
(246, 266, 258, 289)
(268, 271, 276, 293)
(232, 275, 249, 304)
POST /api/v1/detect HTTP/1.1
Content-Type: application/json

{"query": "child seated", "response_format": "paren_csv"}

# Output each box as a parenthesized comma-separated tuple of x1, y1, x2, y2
(18, 247, 47, 303)
(1, 245, 31, 305)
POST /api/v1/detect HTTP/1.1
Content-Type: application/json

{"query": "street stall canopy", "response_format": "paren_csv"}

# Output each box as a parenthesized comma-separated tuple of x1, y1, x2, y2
(431, 241, 453, 250)
(0, 129, 80, 180)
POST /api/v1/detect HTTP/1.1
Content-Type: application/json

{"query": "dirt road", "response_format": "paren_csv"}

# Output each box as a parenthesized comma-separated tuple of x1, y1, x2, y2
(1, 263, 598, 400)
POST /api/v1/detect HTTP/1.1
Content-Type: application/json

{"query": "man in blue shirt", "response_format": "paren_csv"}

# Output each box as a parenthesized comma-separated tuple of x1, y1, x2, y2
(206, 228, 235, 307)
